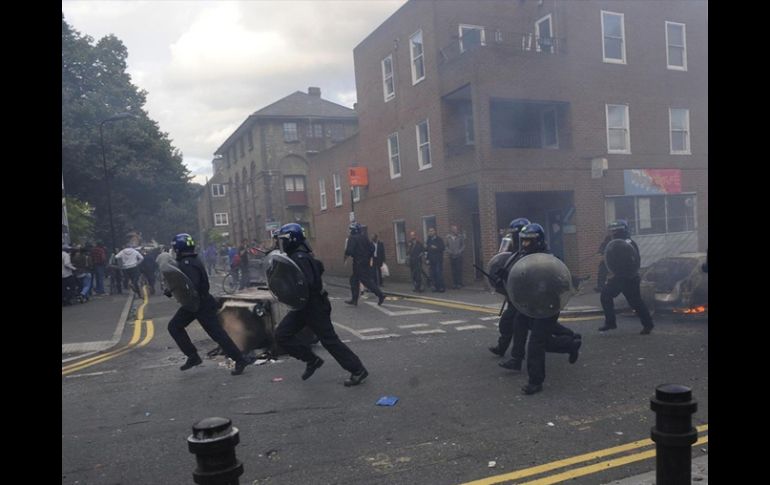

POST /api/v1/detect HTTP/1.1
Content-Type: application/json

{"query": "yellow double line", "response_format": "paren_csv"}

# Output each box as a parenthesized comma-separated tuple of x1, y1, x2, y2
(461, 424, 708, 485)
(62, 286, 155, 377)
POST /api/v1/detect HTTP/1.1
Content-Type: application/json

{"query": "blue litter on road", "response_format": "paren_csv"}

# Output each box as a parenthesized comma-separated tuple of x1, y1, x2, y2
(376, 396, 399, 406)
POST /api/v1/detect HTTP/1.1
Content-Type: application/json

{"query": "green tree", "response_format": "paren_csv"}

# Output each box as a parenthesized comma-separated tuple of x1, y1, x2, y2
(62, 15, 197, 246)
(66, 196, 95, 245)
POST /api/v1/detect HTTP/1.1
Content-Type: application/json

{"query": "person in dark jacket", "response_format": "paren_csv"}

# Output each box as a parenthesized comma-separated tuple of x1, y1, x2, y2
(344, 223, 385, 306)
(425, 227, 446, 292)
(165, 233, 252, 375)
(407, 231, 425, 292)
(598, 220, 654, 335)
(372, 233, 386, 287)
(273, 223, 369, 386)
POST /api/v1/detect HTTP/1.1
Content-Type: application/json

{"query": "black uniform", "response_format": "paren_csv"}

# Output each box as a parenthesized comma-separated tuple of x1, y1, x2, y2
(167, 253, 248, 366)
(274, 248, 366, 374)
(600, 238, 654, 333)
(407, 239, 425, 292)
(345, 233, 384, 304)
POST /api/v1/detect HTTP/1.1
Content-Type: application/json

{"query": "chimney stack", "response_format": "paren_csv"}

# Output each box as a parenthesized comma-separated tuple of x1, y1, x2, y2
(308, 87, 321, 97)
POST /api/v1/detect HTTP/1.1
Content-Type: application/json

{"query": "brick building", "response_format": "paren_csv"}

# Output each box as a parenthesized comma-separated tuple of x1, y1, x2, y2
(197, 157, 231, 245)
(308, 0, 707, 282)
(198, 87, 358, 247)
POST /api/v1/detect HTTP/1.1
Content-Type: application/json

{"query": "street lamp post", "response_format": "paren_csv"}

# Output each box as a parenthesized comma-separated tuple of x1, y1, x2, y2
(99, 112, 137, 252)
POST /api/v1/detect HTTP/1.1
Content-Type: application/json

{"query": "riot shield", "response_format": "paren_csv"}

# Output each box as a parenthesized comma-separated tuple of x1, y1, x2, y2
(604, 238, 640, 277)
(265, 250, 310, 311)
(158, 254, 200, 312)
(506, 252, 573, 319)
(487, 251, 514, 296)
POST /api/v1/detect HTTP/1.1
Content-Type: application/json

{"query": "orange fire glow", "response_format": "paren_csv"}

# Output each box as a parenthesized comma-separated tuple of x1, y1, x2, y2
(673, 305, 708, 314)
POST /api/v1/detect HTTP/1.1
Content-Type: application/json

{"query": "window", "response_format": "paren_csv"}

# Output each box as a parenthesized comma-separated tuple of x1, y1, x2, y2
(214, 213, 229, 226)
(211, 184, 226, 197)
(422, 215, 436, 242)
(352, 186, 361, 202)
(605, 194, 696, 235)
(319, 178, 327, 210)
(333, 173, 342, 207)
(331, 123, 346, 141)
(541, 108, 558, 148)
(459, 24, 485, 53)
(247, 130, 253, 150)
(283, 122, 298, 142)
(606, 104, 630, 153)
(666, 22, 687, 71)
(410, 30, 425, 84)
(387, 133, 401, 178)
(535, 14, 554, 53)
(464, 115, 475, 145)
(416, 120, 432, 169)
(601, 11, 626, 64)
(394, 220, 407, 264)
(669, 108, 691, 154)
(306, 123, 323, 138)
(382, 54, 395, 101)
(284, 175, 305, 192)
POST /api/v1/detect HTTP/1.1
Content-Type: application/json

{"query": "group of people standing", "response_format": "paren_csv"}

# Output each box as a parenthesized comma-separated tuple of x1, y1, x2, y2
(406, 224, 466, 293)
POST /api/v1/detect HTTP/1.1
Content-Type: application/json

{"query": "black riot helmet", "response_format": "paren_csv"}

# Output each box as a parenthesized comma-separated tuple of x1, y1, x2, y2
(519, 223, 546, 254)
(498, 217, 530, 253)
(607, 220, 630, 240)
(274, 223, 306, 253)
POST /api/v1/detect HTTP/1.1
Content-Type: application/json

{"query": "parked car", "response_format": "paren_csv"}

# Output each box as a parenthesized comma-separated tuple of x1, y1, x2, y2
(640, 252, 708, 312)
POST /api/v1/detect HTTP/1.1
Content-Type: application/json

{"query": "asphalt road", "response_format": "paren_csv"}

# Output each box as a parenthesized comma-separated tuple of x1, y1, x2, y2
(62, 286, 708, 485)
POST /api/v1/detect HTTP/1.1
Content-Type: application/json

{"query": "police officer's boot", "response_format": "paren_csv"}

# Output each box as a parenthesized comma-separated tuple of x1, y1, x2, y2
(344, 367, 369, 387)
(180, 354, 203, 371)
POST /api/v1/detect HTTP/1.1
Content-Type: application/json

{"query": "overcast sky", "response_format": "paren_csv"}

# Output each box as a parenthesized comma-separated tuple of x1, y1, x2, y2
(62, 0, 407, 184)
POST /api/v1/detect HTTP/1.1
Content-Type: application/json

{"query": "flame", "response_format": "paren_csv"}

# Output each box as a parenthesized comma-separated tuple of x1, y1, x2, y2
(673, 305, 707, 314)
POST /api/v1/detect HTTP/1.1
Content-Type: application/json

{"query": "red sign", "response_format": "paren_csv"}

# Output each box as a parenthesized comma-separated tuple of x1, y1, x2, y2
(348, 167, 368, 187)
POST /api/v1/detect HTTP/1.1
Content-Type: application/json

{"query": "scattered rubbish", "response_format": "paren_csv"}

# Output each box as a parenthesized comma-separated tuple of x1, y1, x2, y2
(376, 396, 399, 406)
(668, 354, 675, 357)
(615, 431, 624, 435)
(488, 461, 496, 468)
(637, 357, 645, 360)
(271, 377, 284, 383)
(145, 412, 151, 417)
(547, 422, 555, 427)
(169, 418, 175, 421)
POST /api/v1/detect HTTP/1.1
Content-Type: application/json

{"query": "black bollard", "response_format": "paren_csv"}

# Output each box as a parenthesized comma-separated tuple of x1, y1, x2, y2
(187, 417, 244, 485)
(650, 384, 698, 485)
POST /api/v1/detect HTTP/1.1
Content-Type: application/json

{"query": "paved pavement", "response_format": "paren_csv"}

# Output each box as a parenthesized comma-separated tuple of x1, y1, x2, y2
(62, 276, 707, 484)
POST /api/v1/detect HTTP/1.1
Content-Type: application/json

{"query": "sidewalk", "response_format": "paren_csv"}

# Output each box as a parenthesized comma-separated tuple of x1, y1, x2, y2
(61, 293, 134, 359)
(323, 273, 629, 317)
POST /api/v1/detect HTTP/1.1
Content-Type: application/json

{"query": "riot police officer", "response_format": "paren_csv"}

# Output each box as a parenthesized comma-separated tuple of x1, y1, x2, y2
(272, 223, 369, 386)
(598, 220, 654, 334)
(344, 222, 385, 306)
(509, 224, 582, 395)
(165, 233, 253, 375)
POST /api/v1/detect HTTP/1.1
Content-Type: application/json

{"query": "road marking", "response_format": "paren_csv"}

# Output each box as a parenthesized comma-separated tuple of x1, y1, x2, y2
(361, 334, 401, 340)
(460, 424, 708, 485)
(455, 324, 487, 331)
(439, 319, 467, 325)
(365, 302, 440, 316)
(332, 321, 399, 340)
(479, 316, 499, 321)
(403, 297, 499, 314)
(64, 370, 118, 379)
(399, 323, 430, 329)
(411, 329, 446, 335)
(358, 327, 388, 333)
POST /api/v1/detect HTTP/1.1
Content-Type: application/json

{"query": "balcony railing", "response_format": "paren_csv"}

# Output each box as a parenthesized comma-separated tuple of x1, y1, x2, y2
(439, 31, 564, 65)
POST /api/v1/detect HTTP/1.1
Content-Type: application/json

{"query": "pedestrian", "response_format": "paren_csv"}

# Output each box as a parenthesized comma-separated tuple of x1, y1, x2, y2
(425, 227, 446, 292)
(272, 223, 369, 386)
(164, 233, 253, 375)
(90, 242, 108, 295)
(344, 223, 385, 306)
(139, 247, 158, 295)
(204, 243, 218, 276)
(372, 233, 386, 287)
(108, 248, 123, 295)
(238, 240, 251, 289)
(115, 244, 144, 297)
(62, 244, 79, 305)
(445, 224, 466, 289)
(598, 220, 654, 335)
(407, 231, 425, 292)
(71, 245, 94, 302)
(509, 223, 582, 395)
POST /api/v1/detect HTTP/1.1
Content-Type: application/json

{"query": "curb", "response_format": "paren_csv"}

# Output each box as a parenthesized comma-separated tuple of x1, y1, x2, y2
(61, 293, 136, 360)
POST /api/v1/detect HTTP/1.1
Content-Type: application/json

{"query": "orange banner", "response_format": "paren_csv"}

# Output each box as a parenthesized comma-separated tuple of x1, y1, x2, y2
(348, 167, 368, 187)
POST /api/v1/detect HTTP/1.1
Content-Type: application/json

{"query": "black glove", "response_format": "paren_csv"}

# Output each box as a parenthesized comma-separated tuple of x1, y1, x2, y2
(164, 289, 172, 298)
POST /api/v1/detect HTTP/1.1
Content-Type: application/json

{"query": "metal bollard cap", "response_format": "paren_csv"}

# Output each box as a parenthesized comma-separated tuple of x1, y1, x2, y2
(191, 417, 232, 441)
(655, 384, 692, 403)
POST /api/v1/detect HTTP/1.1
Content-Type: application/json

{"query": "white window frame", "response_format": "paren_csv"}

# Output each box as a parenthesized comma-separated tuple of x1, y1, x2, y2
(541, 107, 559, 149)
(211, 184, 226, 197)
(387, 133, 401, 179)
(319, 178, 327, 210)
(422, 215, 436, 242)
(333, 173, 342, 207)
(459, 24, 486, 53)
(410, 30, 425, 85)
(665, 21, 687, 71)
(535, 14, 554, 53)
(393, 220, 407, 264)
(352, 186, 361, 202)
(416, 119, 432, 170)
(284, 175, 305, 192)
(601, 10, 626, 64)
(382, 54, 395, 102)
(283, 122, 298, 142)
(214, 213, 229, 226)
(606, 104, 631, 154)
(669, 108, 691, 155)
